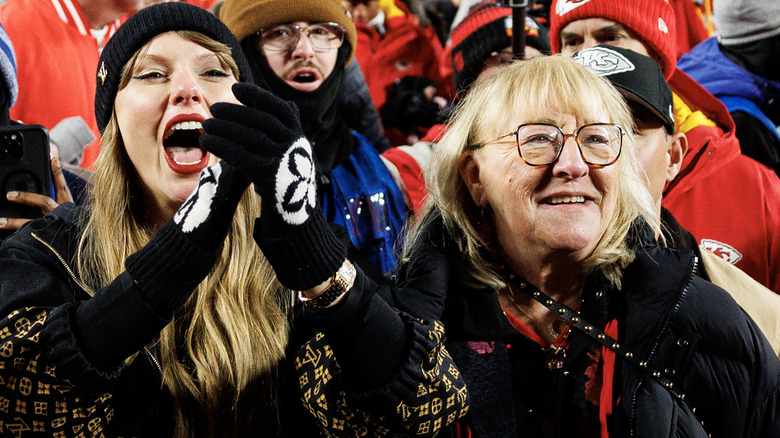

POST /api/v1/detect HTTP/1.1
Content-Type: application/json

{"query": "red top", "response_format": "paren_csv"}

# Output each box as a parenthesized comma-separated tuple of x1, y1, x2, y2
(502, 306, 619, 438)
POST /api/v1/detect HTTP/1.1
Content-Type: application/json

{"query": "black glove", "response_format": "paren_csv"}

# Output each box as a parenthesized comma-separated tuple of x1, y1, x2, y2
(125, 161, 248, 314)
(201, 83, 345, 291)
(380, 76, 441, 136)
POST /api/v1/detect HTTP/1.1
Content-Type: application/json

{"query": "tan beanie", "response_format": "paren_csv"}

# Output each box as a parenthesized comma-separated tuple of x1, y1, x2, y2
(219, 0, 357, 62)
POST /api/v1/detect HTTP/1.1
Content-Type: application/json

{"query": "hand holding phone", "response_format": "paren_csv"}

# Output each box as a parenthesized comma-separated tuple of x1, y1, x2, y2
(0, 125, 73, 236)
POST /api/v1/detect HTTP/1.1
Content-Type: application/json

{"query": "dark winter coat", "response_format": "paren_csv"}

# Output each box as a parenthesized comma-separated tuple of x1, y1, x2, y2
(392, 214, 780, 437)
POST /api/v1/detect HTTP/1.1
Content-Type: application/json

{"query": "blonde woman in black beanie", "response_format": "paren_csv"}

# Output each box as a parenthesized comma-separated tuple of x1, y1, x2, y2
(0, 2, 467, 437)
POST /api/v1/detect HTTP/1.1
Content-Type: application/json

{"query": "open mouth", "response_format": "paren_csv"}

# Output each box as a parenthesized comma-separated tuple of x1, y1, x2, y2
(162, 120, 209, 174)
(285, 65, 322, 85)
(291, 71, 317, 83)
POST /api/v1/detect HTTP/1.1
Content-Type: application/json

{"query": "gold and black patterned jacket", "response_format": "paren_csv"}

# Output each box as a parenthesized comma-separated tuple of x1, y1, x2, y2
(0, 203, 469, 437)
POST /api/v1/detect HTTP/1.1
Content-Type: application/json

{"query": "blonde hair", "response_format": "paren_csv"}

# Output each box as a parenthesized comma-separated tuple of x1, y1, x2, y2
(77, 31, 290, 437)
(408, 55, 659, 290)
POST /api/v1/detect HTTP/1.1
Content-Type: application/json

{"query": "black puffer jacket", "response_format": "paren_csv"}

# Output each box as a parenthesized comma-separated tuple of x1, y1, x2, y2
(392, 213, 780, 437)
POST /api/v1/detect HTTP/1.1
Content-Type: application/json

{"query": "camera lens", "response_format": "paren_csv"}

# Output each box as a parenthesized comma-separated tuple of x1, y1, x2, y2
(0, 132, 23, 164)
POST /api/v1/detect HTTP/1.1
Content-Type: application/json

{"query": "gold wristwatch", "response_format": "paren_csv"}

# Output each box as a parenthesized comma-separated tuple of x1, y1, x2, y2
(298, 260, 356, 309)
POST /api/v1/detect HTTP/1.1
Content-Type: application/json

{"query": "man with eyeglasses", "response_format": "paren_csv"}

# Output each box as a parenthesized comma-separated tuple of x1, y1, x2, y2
(573, 45, 780, 359)
(219, 0, 409, 275)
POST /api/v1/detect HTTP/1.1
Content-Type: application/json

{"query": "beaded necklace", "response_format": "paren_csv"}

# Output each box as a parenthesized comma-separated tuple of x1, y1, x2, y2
(499, 277, 583, 370)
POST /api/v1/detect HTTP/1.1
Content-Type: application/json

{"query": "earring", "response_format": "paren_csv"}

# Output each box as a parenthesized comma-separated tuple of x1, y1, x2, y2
(475, 207, 487, 226)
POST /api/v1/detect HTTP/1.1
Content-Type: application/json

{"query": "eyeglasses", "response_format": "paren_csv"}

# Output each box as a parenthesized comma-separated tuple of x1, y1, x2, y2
(257, 22, 346, 53)
(468, 123, 624, 167)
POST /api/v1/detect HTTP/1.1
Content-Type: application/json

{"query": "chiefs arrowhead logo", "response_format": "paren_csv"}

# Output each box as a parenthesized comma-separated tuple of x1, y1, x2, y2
(573, 46, 636, 77)
(658, 17, 669, 33)
(701, 239, 743, 264)
(556, 0, 594, 16)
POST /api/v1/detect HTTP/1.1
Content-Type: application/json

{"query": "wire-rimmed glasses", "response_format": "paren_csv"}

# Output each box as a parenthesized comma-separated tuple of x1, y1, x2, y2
(467, 123, 624, 167)
(256, 22, 346, 53)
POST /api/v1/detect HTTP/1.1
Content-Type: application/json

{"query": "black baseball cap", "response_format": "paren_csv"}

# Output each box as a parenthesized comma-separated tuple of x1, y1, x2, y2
(573, 45, 675, 134)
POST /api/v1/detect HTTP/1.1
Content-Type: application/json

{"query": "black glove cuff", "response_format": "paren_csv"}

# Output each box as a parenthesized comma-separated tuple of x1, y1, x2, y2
(254, 208, 346, 291)
(126, 221, 216, 314)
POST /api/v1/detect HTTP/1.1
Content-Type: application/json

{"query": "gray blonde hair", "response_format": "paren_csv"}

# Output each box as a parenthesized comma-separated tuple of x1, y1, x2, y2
(77, 31, 290, 437)
(408, 55, 659, 291)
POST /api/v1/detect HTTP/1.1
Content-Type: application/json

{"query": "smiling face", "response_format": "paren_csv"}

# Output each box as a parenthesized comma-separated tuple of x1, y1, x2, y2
(114, 31, 239, 222)
(261, 21, 339, 92)
(462, 111, 620, 271)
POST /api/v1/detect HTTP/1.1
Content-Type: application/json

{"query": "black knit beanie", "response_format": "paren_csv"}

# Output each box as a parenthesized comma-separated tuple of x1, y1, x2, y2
(450, 1, 550, 97)
(94, 2, 252, 133)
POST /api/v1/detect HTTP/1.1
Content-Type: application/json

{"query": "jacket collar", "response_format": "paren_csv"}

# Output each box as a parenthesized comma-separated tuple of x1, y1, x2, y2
(50, 0, 120, 45)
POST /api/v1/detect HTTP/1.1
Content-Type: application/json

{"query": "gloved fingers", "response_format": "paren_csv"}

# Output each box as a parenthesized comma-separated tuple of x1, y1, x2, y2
(208, 101, 297, 145)
(231, 82, 302, 128)
(201, 116, 278, 154)
(199, 131, 276, 175)
(200, 131, 253, 164)
(211, 160, 251, 193)
(230, 82, 277, 107)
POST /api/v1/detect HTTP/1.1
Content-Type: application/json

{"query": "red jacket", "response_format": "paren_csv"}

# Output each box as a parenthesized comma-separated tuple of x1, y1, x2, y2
(354, 0, 446, 113)
(182, 0, 218, 9)
(381, 124, 447, 213)
(663, 68, 780, 293)
(670, 0, 710, 58)
(0, 0, 120, 169)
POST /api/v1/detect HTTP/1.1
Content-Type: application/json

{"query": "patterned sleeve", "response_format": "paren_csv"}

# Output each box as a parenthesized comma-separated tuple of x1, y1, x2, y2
(294, 316, 469, 437)
(0, 307, 115, 437)
(0, 212, 167, 437)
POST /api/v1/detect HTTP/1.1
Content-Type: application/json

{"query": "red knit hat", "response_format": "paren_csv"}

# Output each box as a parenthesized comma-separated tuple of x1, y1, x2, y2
(549, 0, 677, 80)
(450, 1, 550, 96)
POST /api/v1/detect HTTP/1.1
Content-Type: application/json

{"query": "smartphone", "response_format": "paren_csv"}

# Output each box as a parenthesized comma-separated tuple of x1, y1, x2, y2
(0, 124, 53, 219)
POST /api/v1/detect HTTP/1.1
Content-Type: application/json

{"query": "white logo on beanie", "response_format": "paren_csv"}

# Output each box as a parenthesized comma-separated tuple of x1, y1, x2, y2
(175, 163, 222, 232)
(658, 17, 668, 33)
(556, 0, 594, 16)
(275, 137, 317, 225)
(573, 47, 635, 77)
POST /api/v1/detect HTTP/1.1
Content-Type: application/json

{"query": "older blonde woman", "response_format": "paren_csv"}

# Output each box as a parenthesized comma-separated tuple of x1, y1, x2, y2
(396, 55, 780, 437)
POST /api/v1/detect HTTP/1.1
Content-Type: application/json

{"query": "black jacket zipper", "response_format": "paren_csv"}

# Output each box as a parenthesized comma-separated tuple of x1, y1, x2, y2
(31, 232, 165, 382)
(628, 255, 698, 437)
